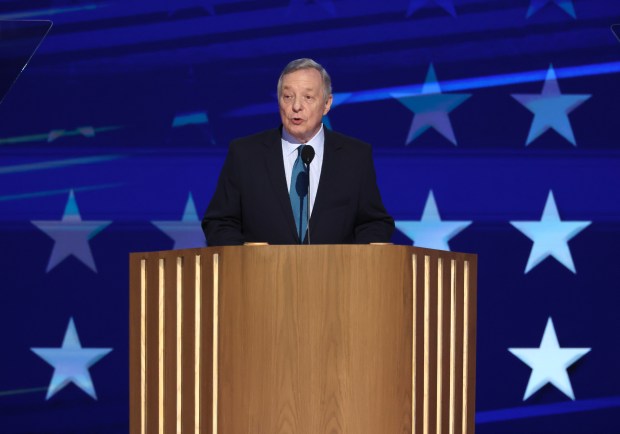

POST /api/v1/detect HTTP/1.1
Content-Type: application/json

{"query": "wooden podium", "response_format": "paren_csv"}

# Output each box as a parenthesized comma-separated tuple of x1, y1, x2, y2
(129, 245, 477, 434)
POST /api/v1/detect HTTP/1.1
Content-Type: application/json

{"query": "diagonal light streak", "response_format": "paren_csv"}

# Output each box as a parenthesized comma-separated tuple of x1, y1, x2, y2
(0, 155, 125, 175)
(476, 395, 620, 424)
(0, 386, 48, 397)
(227, 61, 620, 117)
(0, 4, 103, 20)
(0, 126, 123, 146)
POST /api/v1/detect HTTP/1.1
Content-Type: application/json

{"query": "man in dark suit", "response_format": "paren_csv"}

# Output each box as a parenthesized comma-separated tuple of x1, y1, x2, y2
(202, 58, 394, 246)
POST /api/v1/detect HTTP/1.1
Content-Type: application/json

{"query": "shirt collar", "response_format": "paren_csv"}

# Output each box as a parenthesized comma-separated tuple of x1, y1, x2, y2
(282, 124, 325, 159)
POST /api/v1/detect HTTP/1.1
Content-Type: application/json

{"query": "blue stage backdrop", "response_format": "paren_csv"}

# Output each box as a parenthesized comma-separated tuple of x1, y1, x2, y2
(1, 0, 620, 432)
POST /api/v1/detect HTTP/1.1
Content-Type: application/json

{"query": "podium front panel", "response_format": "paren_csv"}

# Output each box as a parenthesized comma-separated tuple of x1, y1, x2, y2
(130, 245, 477, 434)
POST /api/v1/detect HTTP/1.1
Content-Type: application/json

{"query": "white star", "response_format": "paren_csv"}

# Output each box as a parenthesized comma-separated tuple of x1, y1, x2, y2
(395, 190, 472, 251)
(510, 190, 590, 274)
(152, 192, 205, 250)
(509, 317, 590, 400)
(31, 318, 112, 400)
(31, 190, 112, 273)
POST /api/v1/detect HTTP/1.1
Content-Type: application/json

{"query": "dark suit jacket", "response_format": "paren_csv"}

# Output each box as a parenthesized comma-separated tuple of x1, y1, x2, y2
(202, 127, 394, 245)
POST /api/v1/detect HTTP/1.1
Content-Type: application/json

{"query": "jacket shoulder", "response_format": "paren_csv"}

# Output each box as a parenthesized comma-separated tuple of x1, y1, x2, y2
(230, 128, 280, 149)
(326, 129, 373, 155)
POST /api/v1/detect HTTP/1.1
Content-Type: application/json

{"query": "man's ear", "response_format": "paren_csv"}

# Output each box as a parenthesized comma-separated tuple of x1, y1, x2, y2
(323, 94, 333, 116)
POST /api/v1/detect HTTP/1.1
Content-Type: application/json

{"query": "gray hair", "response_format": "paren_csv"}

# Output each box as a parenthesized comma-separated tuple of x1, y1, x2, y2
(277, 58, 332, 101)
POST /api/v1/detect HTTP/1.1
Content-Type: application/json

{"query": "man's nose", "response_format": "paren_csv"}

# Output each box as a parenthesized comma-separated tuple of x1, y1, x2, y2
(292, 97, 302, 111)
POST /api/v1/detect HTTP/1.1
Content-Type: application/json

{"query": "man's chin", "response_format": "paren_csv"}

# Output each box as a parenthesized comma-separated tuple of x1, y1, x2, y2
(284, 125, 309, 143)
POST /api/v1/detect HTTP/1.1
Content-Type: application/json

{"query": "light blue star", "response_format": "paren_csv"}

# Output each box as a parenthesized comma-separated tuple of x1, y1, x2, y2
(395, 190, 472, 251)
(512, 65, 590, 146)
(407, 0, 456, 17)
(393, 64, 470, 145)
(31, 190, 112, 273)
(152, 192, 205, 250)
(31, 318, 112, 400)
(510, 191, 590, 274)
(509, 317, 590, 400)
(527, 0, 576, 18)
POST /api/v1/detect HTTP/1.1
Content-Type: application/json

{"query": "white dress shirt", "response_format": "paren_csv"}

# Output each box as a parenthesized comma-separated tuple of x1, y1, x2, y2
(281, 124, 324, 217)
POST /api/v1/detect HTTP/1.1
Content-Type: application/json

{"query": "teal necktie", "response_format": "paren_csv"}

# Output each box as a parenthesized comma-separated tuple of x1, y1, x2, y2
(289, 145, 308, 242)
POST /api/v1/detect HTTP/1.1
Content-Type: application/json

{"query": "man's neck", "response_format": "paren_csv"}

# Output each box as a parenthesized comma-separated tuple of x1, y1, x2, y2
(282, 125, 324, 145)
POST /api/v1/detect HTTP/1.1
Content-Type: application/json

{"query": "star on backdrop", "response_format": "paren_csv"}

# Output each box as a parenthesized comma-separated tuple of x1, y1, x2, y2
(509, 317, 590, 400)
(31, 318, 113, 400)
(31, 190, 112, 273)
(510, 190, 591, 274)
(512, 65, 590, 146)
(406, 0, 456, 17)
(395, 190, 472, 251)
(527, 0, 576, 19)
(321, 93, 352, 130)
(164, 0, 216, 15)
(392, 64, 470, 145)
(289, 0, 336, 16)
(151, 192, 205, 249)
(48, 126, 95, 142)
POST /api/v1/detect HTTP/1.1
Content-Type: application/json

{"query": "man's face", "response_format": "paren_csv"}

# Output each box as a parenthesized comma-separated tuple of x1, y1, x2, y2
(279, 68, 333, 143)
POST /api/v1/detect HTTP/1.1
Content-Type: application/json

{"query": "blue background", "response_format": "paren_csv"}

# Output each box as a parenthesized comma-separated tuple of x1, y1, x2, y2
(1, 0, 620, 432)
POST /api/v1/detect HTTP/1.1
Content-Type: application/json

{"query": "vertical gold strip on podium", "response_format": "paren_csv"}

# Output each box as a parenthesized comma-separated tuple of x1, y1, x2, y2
(449, 259, 457, 434)
(462, 260, 470, 434)
(411, 254, 417, 434)
(158, 259, 165, 434)
(194, 255, 201, 434)
(140, 259, 147, 434)
(212, 254, 219, 434)
(176, 257, 183, 434)
(423, 255, 430, 434)
(436, 258, 444, 434)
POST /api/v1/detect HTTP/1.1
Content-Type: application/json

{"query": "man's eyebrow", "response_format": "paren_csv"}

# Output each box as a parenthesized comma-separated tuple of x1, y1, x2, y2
(282, 84, 317, 91)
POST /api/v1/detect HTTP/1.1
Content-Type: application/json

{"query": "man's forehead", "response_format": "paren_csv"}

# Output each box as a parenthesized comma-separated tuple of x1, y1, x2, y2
(282, 69, 321, 83)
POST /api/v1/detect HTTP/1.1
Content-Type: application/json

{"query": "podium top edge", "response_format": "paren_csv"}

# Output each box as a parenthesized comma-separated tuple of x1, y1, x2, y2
(129, 244, 477, 261)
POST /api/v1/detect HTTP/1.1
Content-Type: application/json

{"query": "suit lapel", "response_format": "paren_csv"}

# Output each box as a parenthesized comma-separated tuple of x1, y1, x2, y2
(262, 128, 300, 243)
(310, 129, 342, 235)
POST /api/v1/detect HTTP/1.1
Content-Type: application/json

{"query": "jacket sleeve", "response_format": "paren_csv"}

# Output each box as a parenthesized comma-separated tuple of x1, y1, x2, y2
(354, 145, 395, 244)
(201, 142, 245, 246)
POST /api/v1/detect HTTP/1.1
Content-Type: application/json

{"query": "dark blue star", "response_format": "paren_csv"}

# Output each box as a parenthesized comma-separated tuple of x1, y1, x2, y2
(31, 190, 111, 273)
(152, 193, 205, 250)
(512, 65, 590, 146)
(289, 0, 336, 16)
(407, 0, 456, 17)
(393, 64, 470, 145)
(527, 0, 576, 19)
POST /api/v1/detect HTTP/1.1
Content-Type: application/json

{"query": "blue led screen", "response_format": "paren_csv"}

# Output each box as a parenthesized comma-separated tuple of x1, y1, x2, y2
(1, 1, 620, 432)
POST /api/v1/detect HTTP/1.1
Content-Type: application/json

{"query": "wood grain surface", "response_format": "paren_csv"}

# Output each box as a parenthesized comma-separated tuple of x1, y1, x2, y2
(129, 245, 477, 434)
